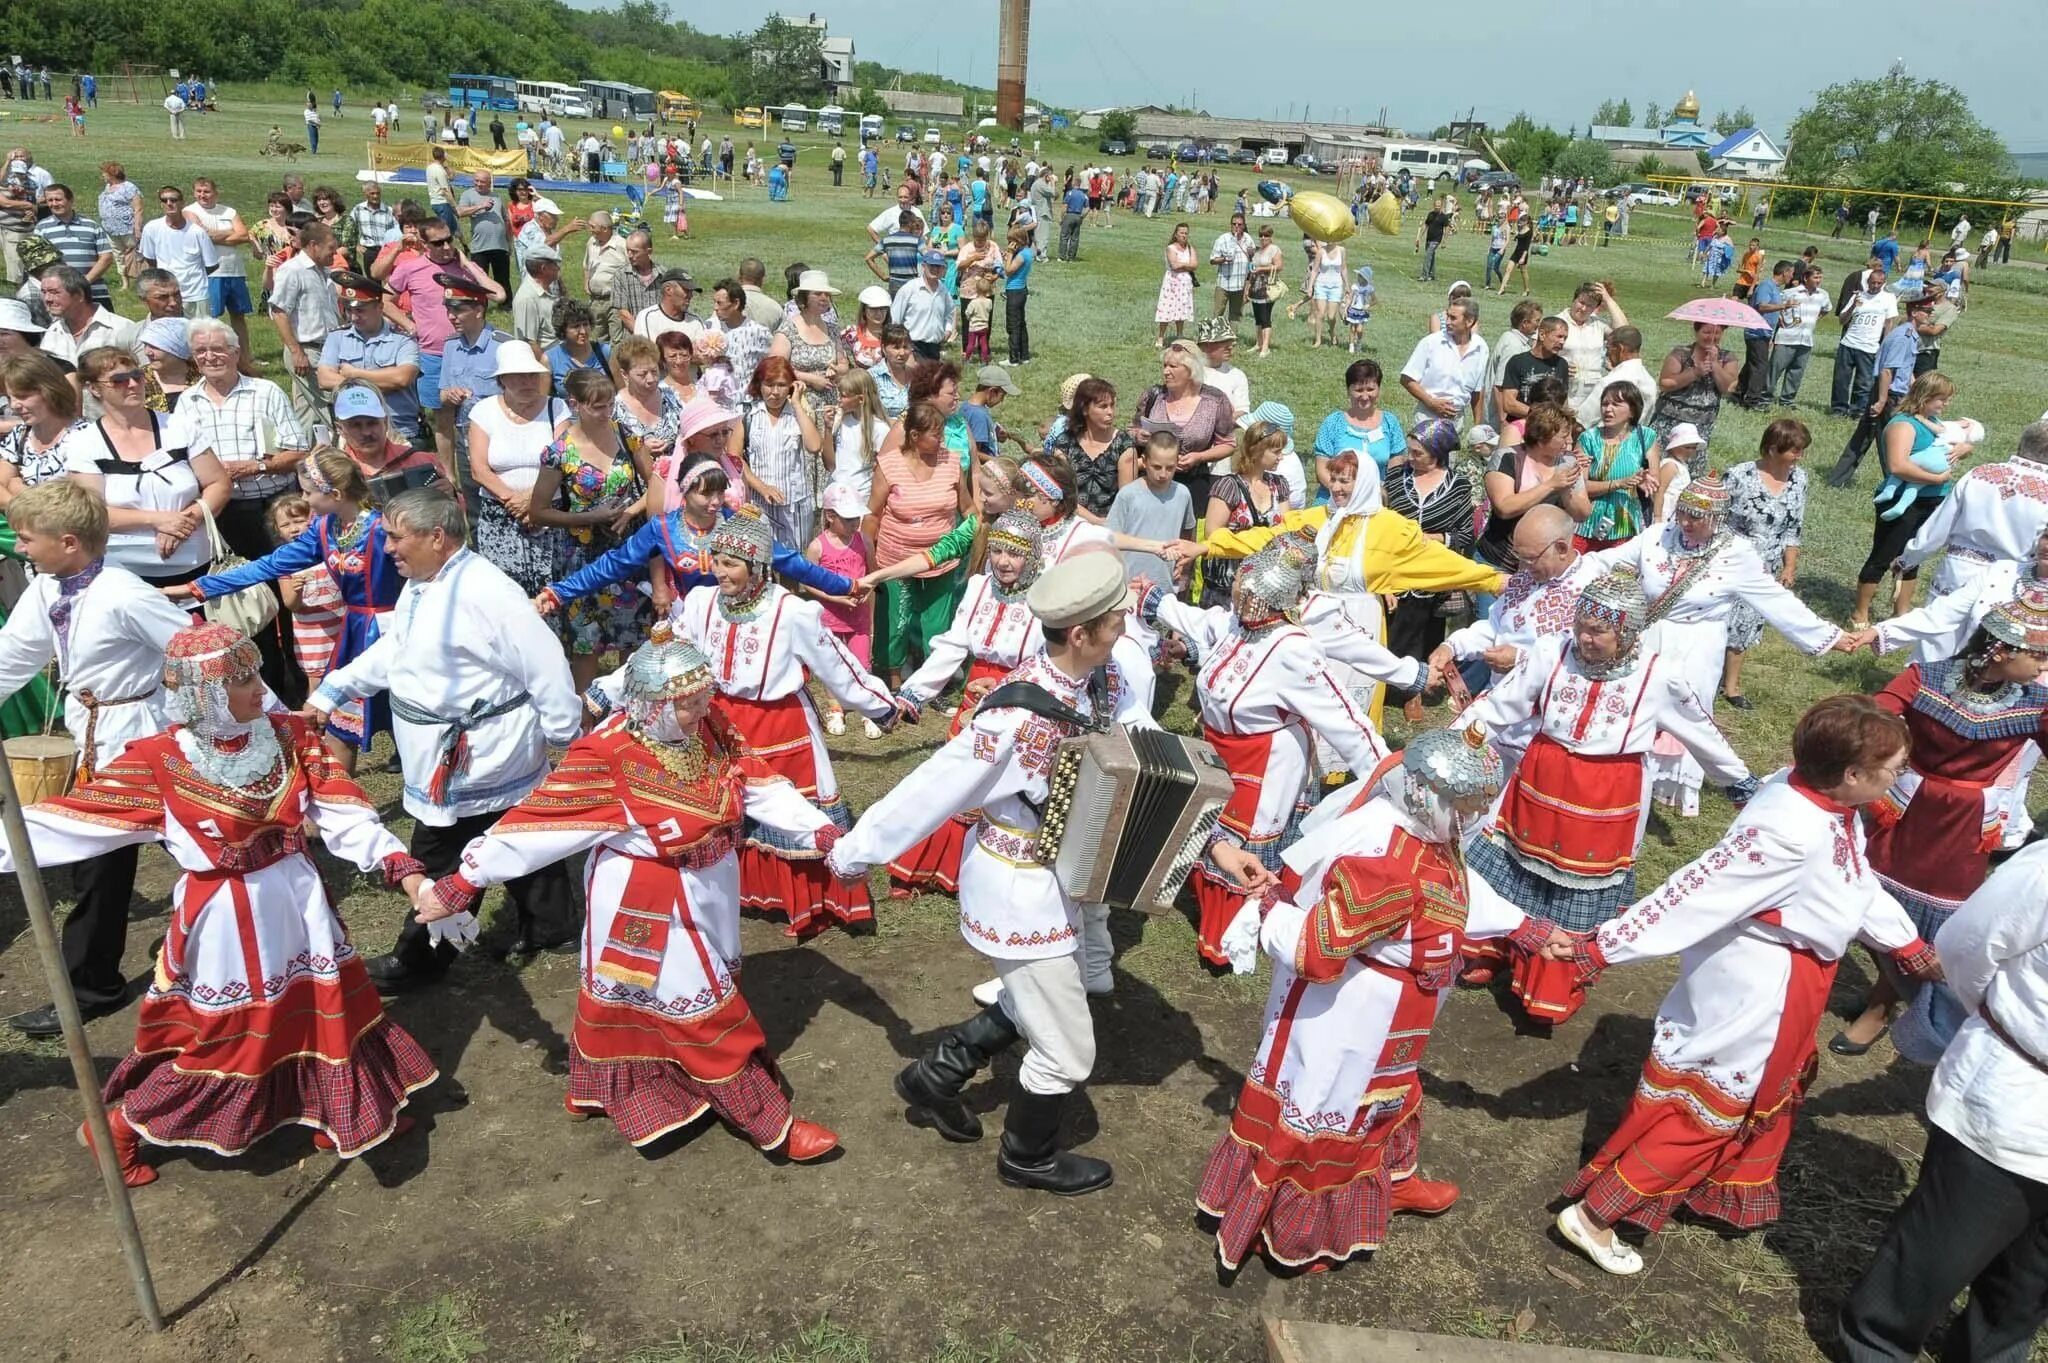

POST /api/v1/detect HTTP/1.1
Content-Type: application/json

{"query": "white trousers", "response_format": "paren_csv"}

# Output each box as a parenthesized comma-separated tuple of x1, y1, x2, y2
(1079, 902, 1112, 993)
(994, 952, 1095, 1095)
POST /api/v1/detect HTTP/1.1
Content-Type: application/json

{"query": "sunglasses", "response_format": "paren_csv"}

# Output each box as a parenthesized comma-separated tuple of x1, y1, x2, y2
(159, 196, 182, 205)
(100, 370, 146, 386)
(423, 236, 454, 247)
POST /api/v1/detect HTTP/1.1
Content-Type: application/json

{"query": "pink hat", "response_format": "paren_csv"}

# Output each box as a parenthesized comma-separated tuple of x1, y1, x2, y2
(822, 483, 868, 520)
(673, 396, 738, 447)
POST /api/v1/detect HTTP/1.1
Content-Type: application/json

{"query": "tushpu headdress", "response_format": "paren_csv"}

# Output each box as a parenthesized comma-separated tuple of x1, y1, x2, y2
(1575, 565, 1650, 674)
(625, 620, 714, 704)
(162, 622, 263, 738)
(1396, 726, 1506, 844)
(1983, 583, 2048, 653)
(1674, 472, 1730, 522)
(987, 509, 1044, 592)
(1235, 538, 1311, 623)
(709, 503, 775, 571)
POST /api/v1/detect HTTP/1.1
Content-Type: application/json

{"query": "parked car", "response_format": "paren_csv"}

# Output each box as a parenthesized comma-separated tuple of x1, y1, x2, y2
(1176, 142, 1201, 161)
(1474, 170, 1521, 191)
(1292, 152, 1322, 173)
(1627, 187, 1682, 207)
(1232, 147, 1258, 165)
(1145, 144, 1171, 160)
(1262, 148, 1290, 166)
(1098, 138, 1130, 156)
(923, 127, 942, 145)
(895, 126, 914, 142)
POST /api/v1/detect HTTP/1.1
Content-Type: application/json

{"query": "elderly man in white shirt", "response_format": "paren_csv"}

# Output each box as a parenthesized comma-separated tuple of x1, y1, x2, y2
(309, 488, 583, 991)
(888, 250, 955, 360)
(1399, 297, 1490, 428)
(1837, 840, 2048, 1363)
(1571, 325, 1657, 432)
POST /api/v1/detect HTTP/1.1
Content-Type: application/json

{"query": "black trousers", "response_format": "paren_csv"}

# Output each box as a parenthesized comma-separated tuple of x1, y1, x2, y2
(62, 844, 140, 1005)
(1385, 593, 1450, 704)
(391, 810, 576, 971)
(1004, 289, 1029, 364)
(831, 161, 843, 186)
(1839, 1123, 2048, 1363)
(1859, 495, 1938, 585)
(472, 248, 511, 300)
(1737, 334, 1773, 408)
(217, 496, 308, 709)
(1829, 390, 1900, 489)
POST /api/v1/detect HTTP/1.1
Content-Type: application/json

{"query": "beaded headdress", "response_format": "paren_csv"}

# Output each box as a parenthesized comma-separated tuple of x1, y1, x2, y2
(624, 621, 714, 704)
(1235, 539, 1311, 622)
(1401, 726, 1506, 804)
(709, 503, 774, 571)
(1674, 472, 1730, 521)
(1982, 583, 2048, 653)
(162, 623, 263, 737)
(987, 509, 1044, 589)
(1577, 566, 1649, 641)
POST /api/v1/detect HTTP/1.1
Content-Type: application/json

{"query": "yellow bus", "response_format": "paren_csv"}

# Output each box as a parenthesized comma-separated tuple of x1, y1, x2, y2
(659, 91, 699, 123)
(734, 106, 764, 129)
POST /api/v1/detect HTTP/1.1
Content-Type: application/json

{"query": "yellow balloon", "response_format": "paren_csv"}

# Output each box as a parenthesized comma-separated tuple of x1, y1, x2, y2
(1288, 190, 1356, 244)
(612, 124, 626, 140)
(1367, 192, 1403, 237)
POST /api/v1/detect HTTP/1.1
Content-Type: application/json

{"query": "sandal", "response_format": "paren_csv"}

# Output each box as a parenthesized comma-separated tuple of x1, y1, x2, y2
(1556, 1202, 1642, 1276)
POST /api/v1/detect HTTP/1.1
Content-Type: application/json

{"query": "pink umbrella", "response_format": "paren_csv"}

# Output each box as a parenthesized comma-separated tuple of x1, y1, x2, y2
(1666, 296, 1767, 330)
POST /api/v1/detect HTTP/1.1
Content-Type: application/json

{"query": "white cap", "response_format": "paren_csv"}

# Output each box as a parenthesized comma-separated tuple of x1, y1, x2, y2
(1663, 422, 1705, 450)
(822, 483, 868, 520)
(491, 340, 551, 377)
(855, 284, 891, 310)
(531, 197, 563, 217)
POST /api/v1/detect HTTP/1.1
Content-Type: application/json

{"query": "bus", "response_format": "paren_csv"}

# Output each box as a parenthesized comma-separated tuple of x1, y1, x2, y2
(1379, 141, 1465, 183)
(734, 106, 765, 129)
(778, 104, 810, 132)
(449, 74, 518, 113)
(859, 113, 884, 141)
(517, 80, 590, 119)
(817, 105, 844, 136)
(580, 80, 656, 123)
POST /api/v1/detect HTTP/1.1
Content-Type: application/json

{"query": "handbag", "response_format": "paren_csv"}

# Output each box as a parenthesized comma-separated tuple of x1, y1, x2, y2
(197, 502, 280, 637)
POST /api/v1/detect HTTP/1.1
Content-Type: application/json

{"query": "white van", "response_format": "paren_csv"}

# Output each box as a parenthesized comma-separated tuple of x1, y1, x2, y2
(781, 105, 810, 132)
(859, 113, 884, 140)
(818, 105, 845, 135)
(549, 93, 590, 120)
(923, 126, 942, 145)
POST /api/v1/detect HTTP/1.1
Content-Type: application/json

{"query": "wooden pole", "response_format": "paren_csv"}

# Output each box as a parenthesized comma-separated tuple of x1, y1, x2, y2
(0, 757, 163, 1330)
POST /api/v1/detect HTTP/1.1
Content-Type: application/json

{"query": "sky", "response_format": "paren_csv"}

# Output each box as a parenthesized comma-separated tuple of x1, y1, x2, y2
(638, 0, 2048, 152)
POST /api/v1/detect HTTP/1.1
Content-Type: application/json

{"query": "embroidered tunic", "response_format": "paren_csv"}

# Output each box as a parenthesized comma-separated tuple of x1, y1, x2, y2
(1899, 457, 2048, 598)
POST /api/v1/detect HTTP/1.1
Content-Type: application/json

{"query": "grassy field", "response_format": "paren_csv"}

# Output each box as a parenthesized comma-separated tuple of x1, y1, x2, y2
(1, 89, 2045, 1363)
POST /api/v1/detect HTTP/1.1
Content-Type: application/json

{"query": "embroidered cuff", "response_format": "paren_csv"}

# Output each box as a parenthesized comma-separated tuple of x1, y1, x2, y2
(380, 851, 428, 889)
(428, 873, 484, 916)
(812, 823, 842, 856)
(891, 690, 923, 723)
(1138, 583, 1168, 628)
(1505, 915, 1555, 956)
(1571, 934, 1607, 984)
(1891, 939, 1940, 982)
(311, 680, 350, 712)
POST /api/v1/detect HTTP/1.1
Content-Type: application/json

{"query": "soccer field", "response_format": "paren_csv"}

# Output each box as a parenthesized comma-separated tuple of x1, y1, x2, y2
(2, 89, 2045, 1363)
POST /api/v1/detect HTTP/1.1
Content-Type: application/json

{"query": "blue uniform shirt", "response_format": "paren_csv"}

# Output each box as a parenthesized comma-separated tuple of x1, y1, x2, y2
(319, 324, 424, 435)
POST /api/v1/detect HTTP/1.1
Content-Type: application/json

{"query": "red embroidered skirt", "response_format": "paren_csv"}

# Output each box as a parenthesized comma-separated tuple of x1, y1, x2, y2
(719, 691, 873, 935)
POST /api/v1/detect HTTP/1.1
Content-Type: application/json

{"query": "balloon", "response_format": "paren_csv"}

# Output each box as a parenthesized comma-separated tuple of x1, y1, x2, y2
(612, 125, 626, 140)
(1289, 190, 1355, 244)
(1366, 192, 1403, 237)
(1256, 179, 1288, 205)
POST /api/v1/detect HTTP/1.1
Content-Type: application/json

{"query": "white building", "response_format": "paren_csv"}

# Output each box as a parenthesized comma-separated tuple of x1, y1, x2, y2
(1708, 127, 1787, 180)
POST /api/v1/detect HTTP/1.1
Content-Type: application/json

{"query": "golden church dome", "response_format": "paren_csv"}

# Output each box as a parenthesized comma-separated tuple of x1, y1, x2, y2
(1673, 89, 1700, 120)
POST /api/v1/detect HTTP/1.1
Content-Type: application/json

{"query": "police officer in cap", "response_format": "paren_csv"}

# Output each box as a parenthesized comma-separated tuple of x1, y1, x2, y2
(317, 271, 425, 440)
(436, 271, 509, 430)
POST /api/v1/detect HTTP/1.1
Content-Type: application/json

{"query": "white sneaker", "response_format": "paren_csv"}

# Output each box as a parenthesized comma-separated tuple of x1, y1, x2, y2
(1556, 1202, 1644, 1276)
(971, 977, 1003, 1007)
(863, 718, 884, 739)
(824, 711, 846, 736)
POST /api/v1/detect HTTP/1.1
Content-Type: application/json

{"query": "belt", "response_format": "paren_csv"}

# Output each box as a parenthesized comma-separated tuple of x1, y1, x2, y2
(74, 686, 157, 781)
(345, 604, 393, 616)
(390, 690, 529, 805)
(623, 833, 733, 872)
(1981, 1003, 2048, 1077)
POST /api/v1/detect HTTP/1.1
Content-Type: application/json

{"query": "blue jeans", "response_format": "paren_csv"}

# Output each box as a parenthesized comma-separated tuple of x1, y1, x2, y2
(1831, 344, 1877, 415)
(1483, 250, 1504, 289)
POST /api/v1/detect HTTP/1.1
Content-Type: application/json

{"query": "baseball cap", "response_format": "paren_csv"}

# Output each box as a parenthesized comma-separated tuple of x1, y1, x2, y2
(975, 365, 1020, 396)
(332, 384, 387, 421)
(523, 243, 561, 265)
(918, 249, 946, 268)
(856, 284, 891, 310)
(531, 197, 563, 217)
(655, 267, 695, 289)
(822, 483, 868, 520)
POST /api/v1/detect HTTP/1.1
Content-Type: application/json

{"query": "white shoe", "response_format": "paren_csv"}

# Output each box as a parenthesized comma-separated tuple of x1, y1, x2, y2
(863, 718, 884, 739)
(824, 711, 846, 736)
(1556, 1202, 1643, 1276)
(971, 977, 1003, 1007)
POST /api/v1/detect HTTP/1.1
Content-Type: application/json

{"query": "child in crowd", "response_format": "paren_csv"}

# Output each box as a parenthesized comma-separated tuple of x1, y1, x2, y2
(962, 271, 994, 364)
(694, 330, 739, 409)
(1344, 264, 1375, 354)
(807, 485, 876, 737)
(829, 368, 887, 506)
(1702, 229, 1735, 288)
(1108, 432, 1196, 592)
(266, 492, 344, 689)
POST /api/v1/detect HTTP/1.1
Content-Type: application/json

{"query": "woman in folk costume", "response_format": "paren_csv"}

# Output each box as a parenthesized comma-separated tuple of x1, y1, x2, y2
(1550, 696, 1942, 1277)
(1197, 727, 1558, 1272)
(1142, 540, 1390, 967)
(1584, 472, 1850, 815)
(1458, 567, 1756, 1025)
(1830, 587, 2048, 1057)
(418, 625, 841, 1162)
(13, 624, 441, 1187)
(180, 448, 399, 770)
(663, 504, 905, 937)
(886, 509, 1045, 898)
(1195, 449, 1503, 731)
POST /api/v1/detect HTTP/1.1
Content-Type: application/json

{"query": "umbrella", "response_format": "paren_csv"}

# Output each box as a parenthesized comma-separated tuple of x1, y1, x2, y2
(1666, 296, 1766, 330)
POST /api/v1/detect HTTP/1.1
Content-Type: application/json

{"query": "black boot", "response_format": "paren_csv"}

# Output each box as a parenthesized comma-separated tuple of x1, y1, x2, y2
(996, 1090, 1113, 1196)
(894, 1002, 1020, 1143)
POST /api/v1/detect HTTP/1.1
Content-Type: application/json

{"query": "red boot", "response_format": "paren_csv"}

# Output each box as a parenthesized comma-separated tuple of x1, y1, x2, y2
(564, 1094, 598, 1123)
(1390, 1175, 1460, 1215)
(77, 1108, 156, 1188)
(781, 1118, 839, 1162)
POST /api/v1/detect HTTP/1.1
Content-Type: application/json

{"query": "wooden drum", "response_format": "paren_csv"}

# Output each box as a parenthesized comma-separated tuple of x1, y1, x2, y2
(5, 735, 77, 806)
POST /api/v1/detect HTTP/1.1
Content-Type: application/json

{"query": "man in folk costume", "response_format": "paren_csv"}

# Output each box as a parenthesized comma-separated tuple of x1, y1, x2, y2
(11, 624, 439, 1186)
(617, 504, 906, 938)
(415, 624, 841, 1162)
(1428, 504, 1602, 706)
(308, 488, 585, 989)
(1458, 567, 1757, 1025)
(1895, 418, 2048, 600)
(1584, 472, 1852, 816)
(830, 554, 1275, 1194)
(1551, 696, 1942, 1278)
(1196, 727, 1559, 1272)
(0, 482, 202, 1037)
(1140, 540, 1391, 967)
(886, 509, 1045, 898)
(1195, 450, 1504, 730)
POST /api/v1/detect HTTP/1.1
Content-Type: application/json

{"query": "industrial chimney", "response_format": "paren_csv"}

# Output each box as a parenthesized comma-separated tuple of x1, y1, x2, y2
(996, 0, 1029, 127)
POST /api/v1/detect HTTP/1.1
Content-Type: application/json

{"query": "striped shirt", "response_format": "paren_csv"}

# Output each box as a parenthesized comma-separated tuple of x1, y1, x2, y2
(873, 448, 961, 576)
(741, 401, 815, 508)
(34, 213, 115, 302)
(172, 376, 307, 500)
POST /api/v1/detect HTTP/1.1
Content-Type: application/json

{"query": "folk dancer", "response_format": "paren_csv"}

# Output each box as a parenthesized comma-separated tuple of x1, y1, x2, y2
(1458, 569, 1755, 1025)
(416, 625, 841, 1161)
(1551, 696, 1941, 1277)
(1895, 418, 2048, 600)
(1196, 727, 1558, 1271)
(653, 505, 904, 937)
(830, 554, 1274, 1194)
(22, 624, 438, 1186)
(0, 482, 200, 1038)
(538, 451, 854, 620)
(1837, 842, 2048, 1363)
(180, 447, 400, 770)
(307, 488, 584, 990)
(886, 509, 1045, 898)
(1428, 504, 1602, 711)
(1831, 587, 2048, 1057)
(1141, 541, 1390, 967)
(1586, 472, 1850, 815)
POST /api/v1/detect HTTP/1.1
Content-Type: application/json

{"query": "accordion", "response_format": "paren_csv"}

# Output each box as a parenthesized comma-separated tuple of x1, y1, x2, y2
(1038, 727, 1232, 913)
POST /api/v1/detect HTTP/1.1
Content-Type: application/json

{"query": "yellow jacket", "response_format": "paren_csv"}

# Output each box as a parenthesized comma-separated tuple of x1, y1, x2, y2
(1204, 506, 1505, 597)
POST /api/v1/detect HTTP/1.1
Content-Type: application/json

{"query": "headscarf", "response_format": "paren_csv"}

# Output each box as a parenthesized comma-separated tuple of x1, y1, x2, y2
(1313, 452, 1384, 565)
